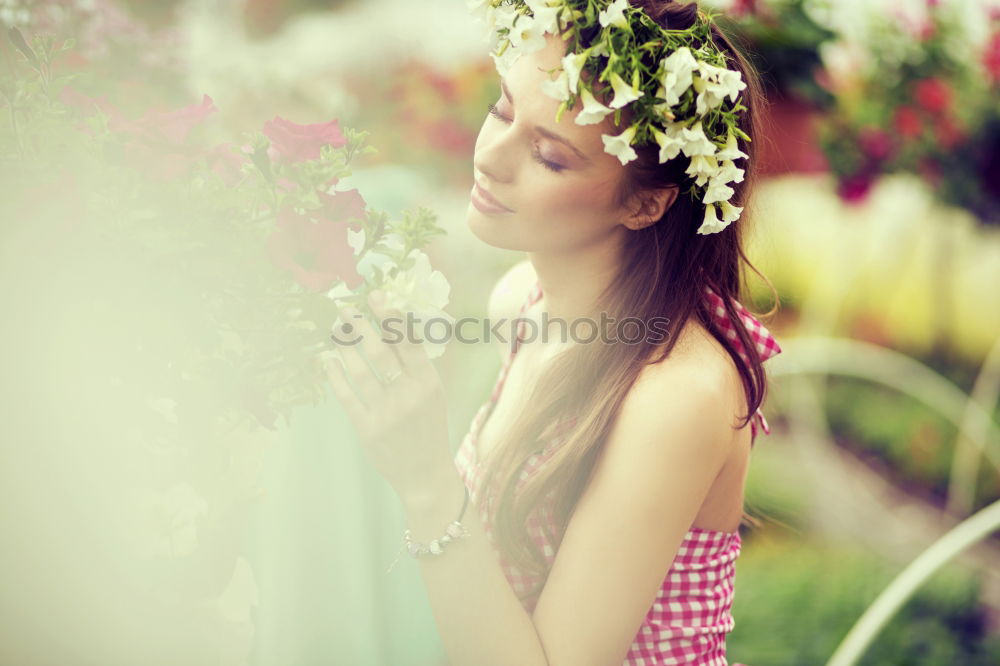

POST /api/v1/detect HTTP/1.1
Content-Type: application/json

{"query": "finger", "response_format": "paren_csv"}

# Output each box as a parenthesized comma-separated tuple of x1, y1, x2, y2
(384, 308, 439, 380)
(343, 302, 406, 386)
(323, 351, 370, 423)
(335, 311, 385, 406)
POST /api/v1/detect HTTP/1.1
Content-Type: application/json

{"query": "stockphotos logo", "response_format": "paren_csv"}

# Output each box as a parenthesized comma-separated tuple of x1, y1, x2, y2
(329, 311, 671, 347)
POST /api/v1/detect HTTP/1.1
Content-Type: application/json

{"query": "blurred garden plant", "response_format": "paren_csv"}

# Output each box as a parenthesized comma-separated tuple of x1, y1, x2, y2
(0, 23, 449, 656)
(0, 24, 449, 441)
(815, 2, 1000, 222)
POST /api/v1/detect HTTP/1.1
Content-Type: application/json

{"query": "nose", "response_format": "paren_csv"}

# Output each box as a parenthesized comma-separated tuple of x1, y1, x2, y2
(473, 123, 516, 187)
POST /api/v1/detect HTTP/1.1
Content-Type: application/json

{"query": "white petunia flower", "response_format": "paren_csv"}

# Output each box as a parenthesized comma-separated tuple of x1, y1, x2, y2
(602, 124, 638, 165)
(508, 15, 548, 56)
(488, 4, 519, 32)
(715, 130, 748, 162)
(651, 124, 686, 163)
(467, 0, 490, 25)
(658, 47, 698, 107)
(685, 153, 718, 187)
(608, 70, 643, 109)
(718, 199, 743, 224)
(525, 0, 563, 34)
(698, 203, 731, 235)
(714, 158, 745, 185)
(598, 0, 630, 30)
(693, 61, 746, 115)
(491, 46, 522, 77)
(692, 74, 727, 115)
(703, 176, 735, 205)
(562, 50, 589, 94)
(680, 122, 717, 157)
(540, 68, 572, 101)
(574, 86, 613, 125)
(375, 250, 454, 359)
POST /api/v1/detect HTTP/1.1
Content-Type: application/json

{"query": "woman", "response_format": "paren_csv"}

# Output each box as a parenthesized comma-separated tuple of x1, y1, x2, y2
(325, 1, 781, 664)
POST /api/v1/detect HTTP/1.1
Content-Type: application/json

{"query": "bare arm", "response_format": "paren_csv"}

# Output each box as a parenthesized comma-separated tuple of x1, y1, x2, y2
(403, 351, 738, 666)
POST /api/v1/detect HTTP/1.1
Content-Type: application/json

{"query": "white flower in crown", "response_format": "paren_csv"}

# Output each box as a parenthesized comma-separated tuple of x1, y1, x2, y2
(467, 0, 490, 25)
(609, 71, 643, 109)
(486, 2, 519, 33)
(541, 68, 572, 101)
(680, 121, 717, 157)
(718, 200, 743, 223)
(715, 129, 749, 162)
(598, 0, 630, 30)
(562, 50, 588, 93)
(525, 0, 564, 34)
(698, 203, 730, 235)
(702, 176, 735, 205)
(658, 47, 698, 107)
(491, 47, 521, 76)
(652, 123, 686, 163)
(698, 199, 743, 234)
(693, 61, 746, 115)
(508, 15, 548, 56)
(685, 153, 718, 187)
(575, 86, 613, 125)
(602, 124, 638, 165)
(714, 158, 745, 185)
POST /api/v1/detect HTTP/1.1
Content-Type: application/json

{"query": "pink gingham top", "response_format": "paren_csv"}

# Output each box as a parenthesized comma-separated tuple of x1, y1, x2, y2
(453, 279, 782, 665)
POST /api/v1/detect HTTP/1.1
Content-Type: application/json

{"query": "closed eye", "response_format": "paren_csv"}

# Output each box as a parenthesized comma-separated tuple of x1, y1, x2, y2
(486, 103, 566, 174)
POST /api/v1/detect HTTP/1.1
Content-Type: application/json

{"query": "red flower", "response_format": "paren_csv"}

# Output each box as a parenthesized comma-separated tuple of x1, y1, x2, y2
(913, 77, 951, 115)
(265, 189, 367, 292)
(984, 31, 1000, 84)
(206, 143, 250, 187)
(316, 188, 367, 226)
(262, 116, 347, 165)
(934, 116, 965, 149)
(858, 127, 893, 161)
(893, 106, 923, 139)
(837, 171, 876, 204)
(60, 86, 126, 124)
(730, 0, 758, 18)
(113, 94, 218, 146)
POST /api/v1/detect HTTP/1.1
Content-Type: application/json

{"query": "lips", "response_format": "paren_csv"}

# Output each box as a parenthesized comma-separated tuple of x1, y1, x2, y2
(474, 181, 513, 212)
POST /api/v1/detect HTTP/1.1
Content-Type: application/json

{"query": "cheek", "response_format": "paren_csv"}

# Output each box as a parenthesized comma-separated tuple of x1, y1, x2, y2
(533, 175, 619, 220)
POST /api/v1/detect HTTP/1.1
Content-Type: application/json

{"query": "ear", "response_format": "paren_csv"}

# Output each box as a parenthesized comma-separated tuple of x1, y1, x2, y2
(622, 186, 679, 231)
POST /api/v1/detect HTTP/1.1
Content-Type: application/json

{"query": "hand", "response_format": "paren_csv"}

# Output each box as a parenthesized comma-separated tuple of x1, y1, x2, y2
(323, 290, 454, 502)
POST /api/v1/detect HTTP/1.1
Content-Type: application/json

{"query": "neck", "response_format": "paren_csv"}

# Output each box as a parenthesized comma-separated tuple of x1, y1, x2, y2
(526, 236, 624, 345)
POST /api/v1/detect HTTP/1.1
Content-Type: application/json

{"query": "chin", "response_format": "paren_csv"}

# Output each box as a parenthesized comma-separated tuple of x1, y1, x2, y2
(465, 205, 528, 251)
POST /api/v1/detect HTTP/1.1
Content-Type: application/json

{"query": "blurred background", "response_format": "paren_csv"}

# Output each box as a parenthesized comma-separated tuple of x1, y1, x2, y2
(0, 0, 999, 664)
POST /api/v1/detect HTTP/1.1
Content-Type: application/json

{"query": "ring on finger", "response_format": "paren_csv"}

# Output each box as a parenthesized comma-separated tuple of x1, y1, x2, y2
(379, 368, 404, 386)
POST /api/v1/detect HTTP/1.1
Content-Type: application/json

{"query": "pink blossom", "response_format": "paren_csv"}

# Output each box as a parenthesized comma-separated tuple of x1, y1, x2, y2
(265, 189, 367, 292)
(112, 94, 217, 146)
(262, 116, 347, 165)
(913, 77, 951, 115)
(206, 143, 250, 187)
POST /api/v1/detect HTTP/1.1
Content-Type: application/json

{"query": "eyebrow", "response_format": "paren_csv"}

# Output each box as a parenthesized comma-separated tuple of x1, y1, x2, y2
(501, 77, 590, 163)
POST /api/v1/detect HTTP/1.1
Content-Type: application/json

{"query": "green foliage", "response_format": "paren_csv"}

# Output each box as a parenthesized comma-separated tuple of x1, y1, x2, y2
(730, 535, 1000, 664)
(824, 377, 1000, 513)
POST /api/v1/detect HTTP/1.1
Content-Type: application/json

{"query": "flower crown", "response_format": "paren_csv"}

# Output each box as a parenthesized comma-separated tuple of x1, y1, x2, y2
(468, 0, 751, 235)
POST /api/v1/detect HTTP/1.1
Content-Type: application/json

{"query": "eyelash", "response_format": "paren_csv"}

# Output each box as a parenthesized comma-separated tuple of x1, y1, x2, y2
(486, 102, 566, 173)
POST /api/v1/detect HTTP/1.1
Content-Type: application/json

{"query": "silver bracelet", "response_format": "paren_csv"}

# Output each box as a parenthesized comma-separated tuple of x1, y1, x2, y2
(385, 485, 471, 574)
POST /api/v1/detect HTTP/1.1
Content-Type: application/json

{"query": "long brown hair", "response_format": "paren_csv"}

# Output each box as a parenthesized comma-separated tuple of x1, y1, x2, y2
(476, 0, 780, 606)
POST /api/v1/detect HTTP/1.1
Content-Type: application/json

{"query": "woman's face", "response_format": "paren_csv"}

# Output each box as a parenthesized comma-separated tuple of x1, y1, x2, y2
(468, 34, 634, 253)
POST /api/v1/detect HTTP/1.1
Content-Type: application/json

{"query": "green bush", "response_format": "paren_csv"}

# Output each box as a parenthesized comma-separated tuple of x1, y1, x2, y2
(729, 534, 1000, 665)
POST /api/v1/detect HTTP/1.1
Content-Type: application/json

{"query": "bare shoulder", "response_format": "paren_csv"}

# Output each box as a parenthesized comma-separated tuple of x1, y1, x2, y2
(487, 257, 536, 321)
(613, 317, 745, 462)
